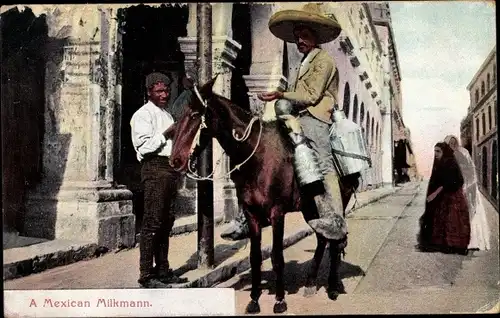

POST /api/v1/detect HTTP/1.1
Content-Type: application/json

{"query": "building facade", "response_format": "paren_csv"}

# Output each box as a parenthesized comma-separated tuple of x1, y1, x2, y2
(464, 46, 497, 206)
(1, 2, 413, 249)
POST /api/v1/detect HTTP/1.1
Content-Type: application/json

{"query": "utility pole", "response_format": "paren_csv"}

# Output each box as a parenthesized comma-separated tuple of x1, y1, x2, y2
(196, 3, 214, 269)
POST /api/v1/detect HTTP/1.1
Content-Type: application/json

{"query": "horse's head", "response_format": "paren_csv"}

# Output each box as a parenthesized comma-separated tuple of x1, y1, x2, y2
(169, 76, 217, 172)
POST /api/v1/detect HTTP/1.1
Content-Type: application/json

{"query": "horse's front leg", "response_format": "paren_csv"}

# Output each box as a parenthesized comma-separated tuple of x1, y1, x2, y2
(327, 239, 347, 300)
(304, 233, 327, 297)
(270, 212, 287, 313)
(245, 218, 262, 314)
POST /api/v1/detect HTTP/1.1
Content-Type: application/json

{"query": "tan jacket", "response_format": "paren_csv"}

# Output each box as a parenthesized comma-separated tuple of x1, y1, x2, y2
(283, 48, 339, 124)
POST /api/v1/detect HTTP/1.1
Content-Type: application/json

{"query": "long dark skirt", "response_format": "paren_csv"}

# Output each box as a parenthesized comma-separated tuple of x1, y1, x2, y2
(418, 189, 470, 253)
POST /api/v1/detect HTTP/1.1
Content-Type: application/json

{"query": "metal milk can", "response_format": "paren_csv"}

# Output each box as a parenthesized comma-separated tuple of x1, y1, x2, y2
(329, 109, 371, 177)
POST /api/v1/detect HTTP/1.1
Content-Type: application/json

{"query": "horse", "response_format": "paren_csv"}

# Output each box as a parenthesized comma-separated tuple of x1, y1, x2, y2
(168, 77, 360, 314)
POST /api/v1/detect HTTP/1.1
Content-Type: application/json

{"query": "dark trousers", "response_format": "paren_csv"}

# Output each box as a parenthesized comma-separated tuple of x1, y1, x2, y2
(139, 156, 181, 282)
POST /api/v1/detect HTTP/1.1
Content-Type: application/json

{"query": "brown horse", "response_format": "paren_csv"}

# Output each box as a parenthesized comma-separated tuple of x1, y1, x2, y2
(169, 77, 360, 314)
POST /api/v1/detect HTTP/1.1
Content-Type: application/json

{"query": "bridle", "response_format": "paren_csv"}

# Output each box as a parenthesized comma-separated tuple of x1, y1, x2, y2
(184, 82, 263, 181)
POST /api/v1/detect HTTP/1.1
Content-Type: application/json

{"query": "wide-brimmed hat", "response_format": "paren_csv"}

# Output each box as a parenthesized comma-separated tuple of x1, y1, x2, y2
(268, 3, 342, 44)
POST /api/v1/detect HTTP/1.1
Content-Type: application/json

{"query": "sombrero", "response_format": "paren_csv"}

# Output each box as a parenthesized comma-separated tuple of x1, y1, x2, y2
(268, 3, 342, 44)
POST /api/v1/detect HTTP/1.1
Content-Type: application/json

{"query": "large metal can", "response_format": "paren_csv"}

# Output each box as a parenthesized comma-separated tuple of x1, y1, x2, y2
(329, 110, 371, 177)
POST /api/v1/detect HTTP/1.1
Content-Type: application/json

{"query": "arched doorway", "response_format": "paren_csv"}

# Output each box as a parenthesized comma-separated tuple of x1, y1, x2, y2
(343, 82, 350, 118)
(482, 146, 488, 190)
(371, 117, 375, 145)
(353, 95, 358, 123)
(492, 141, 498, 200)
(366, 112, 371, 144)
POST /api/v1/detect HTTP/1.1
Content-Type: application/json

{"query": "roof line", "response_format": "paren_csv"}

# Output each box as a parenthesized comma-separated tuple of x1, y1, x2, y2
(467, 45, 496, 90)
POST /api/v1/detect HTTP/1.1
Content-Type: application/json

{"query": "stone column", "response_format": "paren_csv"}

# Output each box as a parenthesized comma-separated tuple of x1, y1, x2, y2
(179, 19, 242, 222)
(243, 3, 288, 118)
(24, 7, 135, 250)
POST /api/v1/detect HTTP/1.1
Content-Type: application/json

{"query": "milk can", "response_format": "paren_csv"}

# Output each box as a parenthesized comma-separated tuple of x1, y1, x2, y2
(329, 109, 371, 177)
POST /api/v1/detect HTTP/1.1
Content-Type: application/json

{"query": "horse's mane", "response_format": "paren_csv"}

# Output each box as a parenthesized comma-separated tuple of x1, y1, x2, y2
(212, 93, 294, 153)
(212, 93, 281, 130)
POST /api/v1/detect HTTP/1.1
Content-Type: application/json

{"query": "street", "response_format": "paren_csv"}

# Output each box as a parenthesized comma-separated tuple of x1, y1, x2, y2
(4, 181, 499, 315)
(217, 181, 500, 314)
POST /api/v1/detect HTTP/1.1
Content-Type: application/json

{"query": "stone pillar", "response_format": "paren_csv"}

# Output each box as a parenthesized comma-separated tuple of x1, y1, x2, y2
(179, 29, 242, 222)
(243, 3, 288, 117)
(23, 7, 135, 250)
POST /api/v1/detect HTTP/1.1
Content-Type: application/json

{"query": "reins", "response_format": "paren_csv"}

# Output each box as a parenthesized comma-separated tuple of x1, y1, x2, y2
(185, 85, 262, 181)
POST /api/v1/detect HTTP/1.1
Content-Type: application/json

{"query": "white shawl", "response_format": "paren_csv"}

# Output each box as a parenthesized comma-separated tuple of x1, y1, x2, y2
(444, 135, 477, 217)
(444, 135, 491, 250)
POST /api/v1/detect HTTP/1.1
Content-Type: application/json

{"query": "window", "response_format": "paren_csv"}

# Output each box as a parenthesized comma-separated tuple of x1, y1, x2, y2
(343, 83, 351, 118)
(482, 146, 488, 189)
(482, 112, 486, 135)
(481, 81, 485, 96)
(359, 9, 365, 20)
(353, 95, 359, 123)
(475, 89, 479, 104)
(376, 123, 380, 148)
(488, 106, 492, 130)
(476, 118, 480, 141)
(487, 73, 491, 91)
(494, 65, 497, 83)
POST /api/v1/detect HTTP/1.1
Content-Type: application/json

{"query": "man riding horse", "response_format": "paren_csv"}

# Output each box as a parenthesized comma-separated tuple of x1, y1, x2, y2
(221, 3, 349, 245)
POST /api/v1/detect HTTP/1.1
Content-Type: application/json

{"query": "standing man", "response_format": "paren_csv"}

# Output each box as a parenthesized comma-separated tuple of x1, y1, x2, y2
(221, 3, 350, 246)
(130, 72, 185, 288)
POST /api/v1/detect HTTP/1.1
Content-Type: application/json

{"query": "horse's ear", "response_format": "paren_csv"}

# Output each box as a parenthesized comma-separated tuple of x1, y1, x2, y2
(199, 74, 218, 97)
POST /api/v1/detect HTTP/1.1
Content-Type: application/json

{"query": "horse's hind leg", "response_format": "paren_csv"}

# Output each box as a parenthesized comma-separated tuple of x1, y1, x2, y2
(245, 219, 262, 314)
(327, 239, 347, 300)
(270, 213, 287, 313)
(304, 233, 327, 297)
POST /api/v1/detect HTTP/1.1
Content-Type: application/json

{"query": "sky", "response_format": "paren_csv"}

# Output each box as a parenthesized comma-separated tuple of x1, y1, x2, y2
(389, 1, 496, 178)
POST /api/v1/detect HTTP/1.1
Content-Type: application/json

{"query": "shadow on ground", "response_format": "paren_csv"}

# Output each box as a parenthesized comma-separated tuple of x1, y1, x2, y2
(226, 246, 365, 296)
(173, 239, 250, 277)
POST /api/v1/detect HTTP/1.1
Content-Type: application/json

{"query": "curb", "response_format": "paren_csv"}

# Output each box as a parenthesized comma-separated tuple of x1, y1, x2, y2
(170, 215, 225, 236)
(3, 243, 98, 281)
(346, 187, 397, 217)
(176, 227, 314, 288)
(5, 216, 226, 281)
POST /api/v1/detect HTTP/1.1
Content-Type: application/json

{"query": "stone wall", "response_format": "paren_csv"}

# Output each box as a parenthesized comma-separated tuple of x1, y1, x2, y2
(19, 4, 135, 249)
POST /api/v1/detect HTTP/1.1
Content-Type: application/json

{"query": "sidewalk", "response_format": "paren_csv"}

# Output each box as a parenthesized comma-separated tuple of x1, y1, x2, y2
(4, 182, 411, 286)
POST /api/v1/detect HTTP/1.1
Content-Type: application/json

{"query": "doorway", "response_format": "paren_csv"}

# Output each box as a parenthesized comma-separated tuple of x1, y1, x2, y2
(116, 4, 189, 234)
(230, 3, 251, 111)
(1, 7, 48, 233)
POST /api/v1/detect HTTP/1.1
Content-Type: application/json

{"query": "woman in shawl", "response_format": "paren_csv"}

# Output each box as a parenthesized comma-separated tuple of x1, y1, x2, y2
(417, 142, 470, 254)
(444, 135, 491, 251)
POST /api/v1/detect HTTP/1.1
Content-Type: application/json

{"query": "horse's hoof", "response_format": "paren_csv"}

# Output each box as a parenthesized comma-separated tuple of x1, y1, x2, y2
(327, 285, 346, 301)
(303, 286, 317, 297)
(273, 299, 287, 314)
(327, 289, 341, 300)
(245, 300, 260, 314)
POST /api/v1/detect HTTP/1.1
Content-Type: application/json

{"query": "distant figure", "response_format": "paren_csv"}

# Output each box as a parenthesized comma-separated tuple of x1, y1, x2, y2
(417, 142, 470, 255)
(444, 135, 490, 251)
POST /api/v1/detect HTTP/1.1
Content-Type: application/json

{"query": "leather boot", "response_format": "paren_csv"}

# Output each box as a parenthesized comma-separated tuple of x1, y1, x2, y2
(220, 207, 250, 241)
(156, 242, 187, 284)
(138, 234, 170, 288)
(308, 171, 348, 240)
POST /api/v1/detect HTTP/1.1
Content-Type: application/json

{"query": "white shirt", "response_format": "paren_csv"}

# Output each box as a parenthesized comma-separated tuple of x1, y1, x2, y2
(130, 101, 175, 162)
